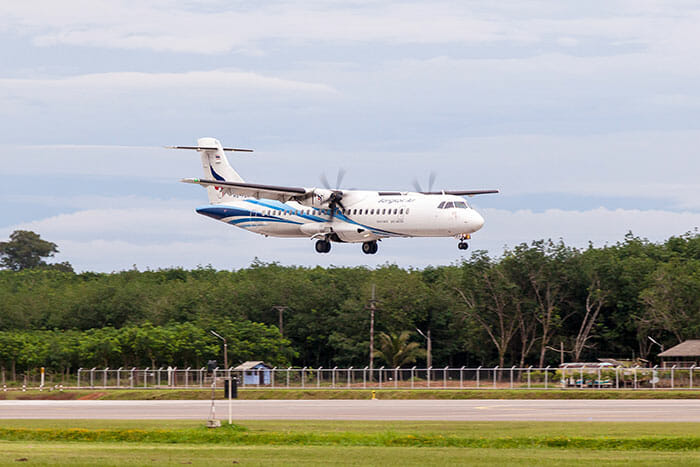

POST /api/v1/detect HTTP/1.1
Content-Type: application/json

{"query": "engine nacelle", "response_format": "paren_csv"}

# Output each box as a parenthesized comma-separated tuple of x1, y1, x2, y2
(297, 188, 337, 208)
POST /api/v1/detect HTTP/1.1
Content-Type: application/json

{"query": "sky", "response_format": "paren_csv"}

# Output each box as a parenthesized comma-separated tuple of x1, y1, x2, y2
(1, 1, 700, 272)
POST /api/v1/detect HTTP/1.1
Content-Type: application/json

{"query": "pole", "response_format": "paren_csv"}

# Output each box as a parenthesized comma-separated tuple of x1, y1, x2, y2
(560, 341, 564, 366)
(223, 341, 228, 371)
(369, 284, 377, 379)
(272, 306, 289, 337)
(228, 378, 232, 425)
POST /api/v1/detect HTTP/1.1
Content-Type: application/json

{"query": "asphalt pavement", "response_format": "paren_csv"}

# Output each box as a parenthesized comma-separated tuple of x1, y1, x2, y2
(2, 399, 700, 422)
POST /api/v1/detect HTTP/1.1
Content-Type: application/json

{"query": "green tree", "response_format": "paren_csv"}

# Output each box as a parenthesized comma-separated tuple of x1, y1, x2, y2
(0, 230, 61, 271)
(374, 331, 425, 368)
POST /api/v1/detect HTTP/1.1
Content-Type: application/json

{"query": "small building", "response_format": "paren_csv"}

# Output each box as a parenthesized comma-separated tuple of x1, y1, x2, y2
(234, 361, 272, 385)
(658, 340, 700, 368)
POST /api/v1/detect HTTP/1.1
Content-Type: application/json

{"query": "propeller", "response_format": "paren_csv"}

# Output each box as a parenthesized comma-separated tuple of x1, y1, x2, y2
(413, 171, 437, 193)
(320, 169, 347, 217)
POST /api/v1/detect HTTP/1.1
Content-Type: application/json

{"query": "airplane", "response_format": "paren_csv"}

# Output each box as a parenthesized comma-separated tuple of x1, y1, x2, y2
(172, 137, 498, 254)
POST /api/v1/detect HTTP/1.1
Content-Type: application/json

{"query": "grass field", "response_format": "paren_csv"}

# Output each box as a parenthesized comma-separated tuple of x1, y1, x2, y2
(4, 388, 700, 400)
(2, 420, 700, 465)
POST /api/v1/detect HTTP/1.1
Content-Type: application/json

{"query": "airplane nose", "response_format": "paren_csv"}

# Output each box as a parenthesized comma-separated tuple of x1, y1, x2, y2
(472, 211, 485, 231)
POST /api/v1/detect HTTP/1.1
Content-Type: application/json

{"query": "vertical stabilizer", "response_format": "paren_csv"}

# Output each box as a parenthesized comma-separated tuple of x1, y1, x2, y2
(197, 137, 245, 204)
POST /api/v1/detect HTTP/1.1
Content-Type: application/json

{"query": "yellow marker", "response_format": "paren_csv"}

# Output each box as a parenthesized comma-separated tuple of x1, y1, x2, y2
(372, 390, 376, 400)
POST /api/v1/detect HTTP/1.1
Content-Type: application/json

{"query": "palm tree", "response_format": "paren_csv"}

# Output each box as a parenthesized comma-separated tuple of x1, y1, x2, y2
(375, 331, 426, 369)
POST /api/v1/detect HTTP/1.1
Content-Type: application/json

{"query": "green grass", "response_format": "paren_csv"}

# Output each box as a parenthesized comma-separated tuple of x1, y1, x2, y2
(4, 421, 700, 465)
(3, 420, 700, 451)
(5, 388, 700, 400)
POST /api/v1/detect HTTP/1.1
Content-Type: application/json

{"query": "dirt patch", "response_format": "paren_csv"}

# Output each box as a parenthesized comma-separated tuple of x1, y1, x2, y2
(15, 392, 80, 400)
(77, 392, 107, 400)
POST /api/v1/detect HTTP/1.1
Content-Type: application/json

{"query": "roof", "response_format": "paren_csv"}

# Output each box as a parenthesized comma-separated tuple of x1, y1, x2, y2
(658, 340, 700, 357)
(233, 361, 271, 370)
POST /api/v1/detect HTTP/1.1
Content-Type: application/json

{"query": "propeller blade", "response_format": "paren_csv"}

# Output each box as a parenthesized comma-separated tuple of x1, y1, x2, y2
(335, 169, 346, 189)
(428, 172, 437, 192)
(320, 173, 331, 190)
(412, 178, 423, 192)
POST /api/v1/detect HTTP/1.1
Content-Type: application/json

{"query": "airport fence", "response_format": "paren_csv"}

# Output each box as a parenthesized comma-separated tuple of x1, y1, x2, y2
(3, 365, 696, 391)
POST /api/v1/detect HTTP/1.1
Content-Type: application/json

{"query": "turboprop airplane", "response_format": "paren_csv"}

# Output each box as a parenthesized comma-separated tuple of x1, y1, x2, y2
(173, 137, 498, 254)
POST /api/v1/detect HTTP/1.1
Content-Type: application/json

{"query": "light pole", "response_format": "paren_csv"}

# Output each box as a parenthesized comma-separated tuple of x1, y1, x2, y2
(210, 330, 228, 370)
(416, 328, 432, 369)
(366, 284, 378, 378)
(272, 306, 290, 337)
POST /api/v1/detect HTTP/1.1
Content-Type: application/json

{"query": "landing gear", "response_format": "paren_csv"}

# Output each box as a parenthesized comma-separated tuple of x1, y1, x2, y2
(362, 241, 378, 255)
(457, 234, 470, 251)
(315, 239, 331, 253)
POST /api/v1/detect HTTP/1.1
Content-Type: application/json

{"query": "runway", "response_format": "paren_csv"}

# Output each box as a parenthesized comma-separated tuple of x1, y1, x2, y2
(2, 399, 700, 422)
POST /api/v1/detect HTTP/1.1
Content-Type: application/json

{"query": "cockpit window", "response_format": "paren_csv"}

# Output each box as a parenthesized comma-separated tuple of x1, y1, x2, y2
(443, 201, 455, 209)
(454, 201, 468, 209)
(437, 201, 445, 209)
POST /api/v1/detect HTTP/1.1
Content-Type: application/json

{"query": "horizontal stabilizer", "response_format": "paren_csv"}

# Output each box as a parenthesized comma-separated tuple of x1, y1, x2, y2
(166, 146, 254, 152)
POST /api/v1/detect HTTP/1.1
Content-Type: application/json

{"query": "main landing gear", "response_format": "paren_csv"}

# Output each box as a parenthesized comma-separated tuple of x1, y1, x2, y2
(458, 241, 469, 250)
(362, 241, 378, 255)
(457, 233, 471, 250)
(315, 239, 331, 253)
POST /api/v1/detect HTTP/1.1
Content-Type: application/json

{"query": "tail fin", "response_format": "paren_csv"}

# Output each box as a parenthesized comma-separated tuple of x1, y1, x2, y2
(196, 137, 245, 204)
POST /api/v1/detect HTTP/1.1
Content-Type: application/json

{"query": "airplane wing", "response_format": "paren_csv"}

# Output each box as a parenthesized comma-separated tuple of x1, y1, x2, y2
(419, 189, 499, 196)
(181, 177, 309, 202)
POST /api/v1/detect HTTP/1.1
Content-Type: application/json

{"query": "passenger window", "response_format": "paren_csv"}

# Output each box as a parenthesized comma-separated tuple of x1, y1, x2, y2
(406, 208, 410, 214)
(399, 208, 403, 215)
(393, 209, 397, 214)
(382, 209, 386, 215)
(370, 209, 374, 215)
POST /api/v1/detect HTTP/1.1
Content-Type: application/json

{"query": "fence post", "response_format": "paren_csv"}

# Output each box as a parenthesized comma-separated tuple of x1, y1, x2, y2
(460, 366, 465, 389)
(443, 366, 448, 389)
(199, 367, 205, 388)
(287, 367, 291, 388)
(510, 366, 515, 389)
(411, 366, 415, 389)
(580, 366, 584, 389)
(691, 365, 695, 389)
(130, 367, 135, 388)
(90, 367, 96, 388)
(634, 366, 638, 389)
(333, 367, 338, 388)
(301, 367, 306, 389)
(493, 366, 498, 389)
(672, 365, 676, 389)
(77, 368, 82, 388)
(363, 367, 368, 389)
(545, 366, 550, 389)
(379, 366, 384, 388)
(270, 367, 276, 389)
(117, 367, 122, 388)
(185, 367, 190, 388)
(348, 367, 353, 388)
(316, 367, 321, 389)
(652, 365, 658, 389)
(477, 366, 481, 389)
(395, 367, 399, 389)
(427, 366, 432, 388)
(103, 367, 109, 388)
(527, 366, 532, 389)
(615, 366, 619, 389)
(144, 367, 150, 388)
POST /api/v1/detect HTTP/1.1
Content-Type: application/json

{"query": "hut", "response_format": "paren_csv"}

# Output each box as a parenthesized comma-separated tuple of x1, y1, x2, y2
(658, 340, 700, 368)
(234, 361, 272, 385)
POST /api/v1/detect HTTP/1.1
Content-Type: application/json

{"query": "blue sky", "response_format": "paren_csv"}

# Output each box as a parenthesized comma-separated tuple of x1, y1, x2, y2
(2, 1, 700, 272)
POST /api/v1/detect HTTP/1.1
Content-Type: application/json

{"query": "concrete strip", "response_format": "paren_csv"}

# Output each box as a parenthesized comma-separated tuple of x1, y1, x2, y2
(1, 399, 700, 422)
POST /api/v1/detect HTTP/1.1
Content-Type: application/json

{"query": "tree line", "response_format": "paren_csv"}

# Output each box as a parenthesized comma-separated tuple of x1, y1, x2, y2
(2, 230, 700, 374)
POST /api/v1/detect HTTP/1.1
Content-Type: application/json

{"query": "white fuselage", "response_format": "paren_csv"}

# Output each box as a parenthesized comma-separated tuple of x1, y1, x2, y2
(196, 191, 485, 243)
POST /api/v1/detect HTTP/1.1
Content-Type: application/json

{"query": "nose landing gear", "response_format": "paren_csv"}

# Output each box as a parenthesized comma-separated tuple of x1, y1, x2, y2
(457, 233, 471, 251)
(362, 241, 378, 255)
(315, 239, 331, 253)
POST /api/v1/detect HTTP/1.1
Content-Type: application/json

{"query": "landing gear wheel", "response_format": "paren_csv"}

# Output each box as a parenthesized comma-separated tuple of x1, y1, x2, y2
(315, 240, 331, 253)
(362, 241, 378, 255)
(458, 241, 469, 250)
